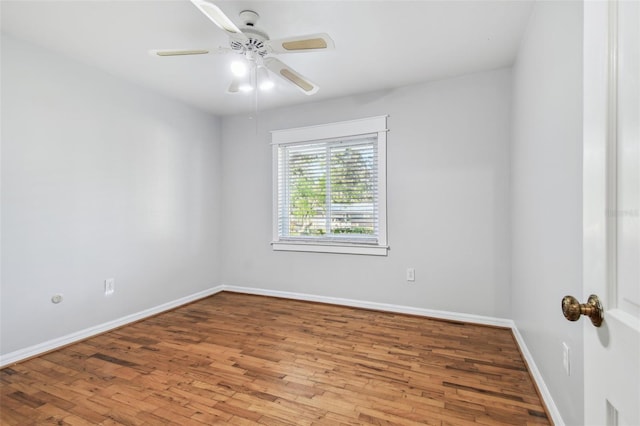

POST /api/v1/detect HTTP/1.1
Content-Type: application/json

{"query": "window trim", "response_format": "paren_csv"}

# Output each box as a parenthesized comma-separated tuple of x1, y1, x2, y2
(271, 116, 388, 256)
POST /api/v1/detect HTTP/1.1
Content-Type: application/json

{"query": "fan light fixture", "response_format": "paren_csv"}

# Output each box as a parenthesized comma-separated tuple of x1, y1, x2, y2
(228, 72, 253, 93)
(230, 61, 248, 77)
(229, 59, 273, 93)
(239, 82, 254, 93)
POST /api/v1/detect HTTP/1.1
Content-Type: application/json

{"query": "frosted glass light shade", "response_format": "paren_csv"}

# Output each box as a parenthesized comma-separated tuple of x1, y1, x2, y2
(231, 61, 248, 77)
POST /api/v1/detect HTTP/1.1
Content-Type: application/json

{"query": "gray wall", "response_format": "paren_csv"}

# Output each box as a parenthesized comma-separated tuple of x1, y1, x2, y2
(221, 69, 512, 318)
(510, 2, 584, 425)
(1, 36, 223, 355)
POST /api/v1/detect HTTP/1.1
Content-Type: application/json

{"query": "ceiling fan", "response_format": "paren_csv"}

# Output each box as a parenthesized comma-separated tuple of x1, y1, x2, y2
(153, 0, 335, 96)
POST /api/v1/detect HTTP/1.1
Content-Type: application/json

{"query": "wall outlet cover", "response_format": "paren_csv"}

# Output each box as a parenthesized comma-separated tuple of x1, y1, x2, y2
(105, 278, 115, 296)
(406, 268, 415, 282)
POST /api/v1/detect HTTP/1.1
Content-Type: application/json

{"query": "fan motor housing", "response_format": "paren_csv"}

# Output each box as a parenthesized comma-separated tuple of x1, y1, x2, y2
(229, 10, 268, 56)
(230, 24, 269, 57)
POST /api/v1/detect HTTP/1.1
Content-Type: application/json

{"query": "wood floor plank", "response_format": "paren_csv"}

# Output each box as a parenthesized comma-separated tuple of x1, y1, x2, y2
(0, 292, 551, 425)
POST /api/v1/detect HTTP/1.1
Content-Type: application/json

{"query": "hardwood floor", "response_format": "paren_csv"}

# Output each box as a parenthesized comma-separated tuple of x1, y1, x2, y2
(0, 292, 551, 425)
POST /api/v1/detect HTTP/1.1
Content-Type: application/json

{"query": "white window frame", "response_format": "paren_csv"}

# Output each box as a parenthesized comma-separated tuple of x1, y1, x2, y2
(271, 116, 388, 256)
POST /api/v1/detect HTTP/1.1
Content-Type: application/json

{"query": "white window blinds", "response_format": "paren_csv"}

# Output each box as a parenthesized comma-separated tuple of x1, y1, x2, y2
(272, 116, 388, 256)
(277, 136, 378, 243)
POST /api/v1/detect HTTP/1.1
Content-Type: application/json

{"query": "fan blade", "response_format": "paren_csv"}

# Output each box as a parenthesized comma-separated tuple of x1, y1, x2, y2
(263, 57, 319, 95)
(190, 0, 248, 41)
(266, 33, 334, 54)
(151, 49, 210, 57)
(149, 47, 232, 57)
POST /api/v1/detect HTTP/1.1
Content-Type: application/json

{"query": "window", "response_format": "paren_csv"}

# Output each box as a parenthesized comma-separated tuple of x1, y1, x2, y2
(272, 116, 388, 255)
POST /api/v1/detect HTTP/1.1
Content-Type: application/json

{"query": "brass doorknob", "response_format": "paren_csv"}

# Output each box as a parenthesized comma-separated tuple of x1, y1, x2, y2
(562, 294, 604, 327)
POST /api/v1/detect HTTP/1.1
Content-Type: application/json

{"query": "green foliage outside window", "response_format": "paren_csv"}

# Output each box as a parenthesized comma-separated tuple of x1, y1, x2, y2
(288, 146, 375, 237)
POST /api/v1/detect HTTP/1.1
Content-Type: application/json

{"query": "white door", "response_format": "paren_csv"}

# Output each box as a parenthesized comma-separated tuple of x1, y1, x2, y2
(583, 1, 640, 425)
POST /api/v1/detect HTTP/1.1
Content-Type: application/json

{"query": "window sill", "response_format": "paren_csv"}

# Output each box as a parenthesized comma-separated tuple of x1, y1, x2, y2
(272, 241, 388, 256)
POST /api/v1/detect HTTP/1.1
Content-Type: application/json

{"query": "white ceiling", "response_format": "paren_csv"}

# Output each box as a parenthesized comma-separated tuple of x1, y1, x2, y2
(1, 0, 533, 116)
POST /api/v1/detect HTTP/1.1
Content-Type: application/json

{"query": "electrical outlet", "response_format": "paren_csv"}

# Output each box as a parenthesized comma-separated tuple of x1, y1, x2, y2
(406, 268, 415, 282)
(51, 294, 63, 304)
(105, 278, 115, 296)
(562, 342, 570, 376)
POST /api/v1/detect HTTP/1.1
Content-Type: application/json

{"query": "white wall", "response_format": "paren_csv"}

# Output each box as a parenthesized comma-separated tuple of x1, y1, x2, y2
(510, 2, 584, 425)
(0, 36, 222, 355)
(221, 69, 512, 318)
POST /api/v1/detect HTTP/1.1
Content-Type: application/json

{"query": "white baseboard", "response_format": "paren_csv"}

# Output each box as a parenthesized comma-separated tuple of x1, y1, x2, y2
(0, 285, 225, 368)
(0, 283, 563, 425)
(221, 284, 513, 327)
(511, 325, 565, 426)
